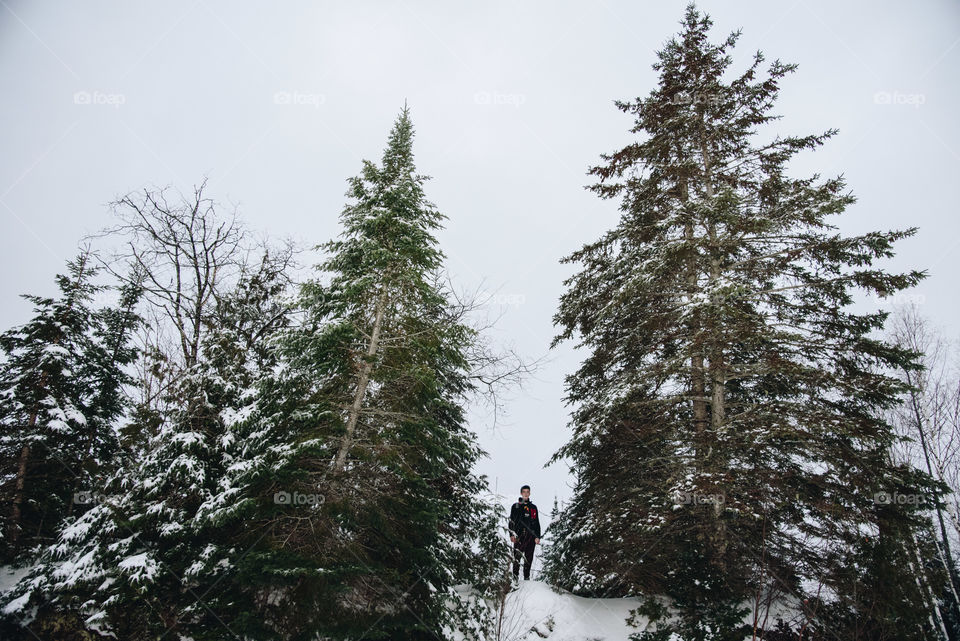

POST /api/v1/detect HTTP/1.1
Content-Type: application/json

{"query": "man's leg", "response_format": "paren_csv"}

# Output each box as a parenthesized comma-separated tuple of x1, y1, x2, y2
(522, 538, 535, 580)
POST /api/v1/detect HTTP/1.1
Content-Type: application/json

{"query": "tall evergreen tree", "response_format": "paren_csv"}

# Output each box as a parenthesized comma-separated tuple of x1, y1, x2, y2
(0, 249, 141, 563)
(543, 4, 944, 639)
(195, 105, 505, 640)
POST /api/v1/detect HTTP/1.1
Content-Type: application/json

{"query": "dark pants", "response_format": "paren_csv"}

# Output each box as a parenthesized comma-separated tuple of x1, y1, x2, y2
(513, 535, 536, 579)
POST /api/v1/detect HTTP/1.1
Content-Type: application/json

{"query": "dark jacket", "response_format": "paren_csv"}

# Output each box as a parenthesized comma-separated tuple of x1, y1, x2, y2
(508, 498, 541, 540)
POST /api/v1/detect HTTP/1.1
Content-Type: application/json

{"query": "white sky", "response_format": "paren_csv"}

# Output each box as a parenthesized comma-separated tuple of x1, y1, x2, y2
(2, 0, 958, 533)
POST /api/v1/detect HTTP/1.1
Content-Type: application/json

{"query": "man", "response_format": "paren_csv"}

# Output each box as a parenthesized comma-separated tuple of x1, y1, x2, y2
(508, 484, 541, 582)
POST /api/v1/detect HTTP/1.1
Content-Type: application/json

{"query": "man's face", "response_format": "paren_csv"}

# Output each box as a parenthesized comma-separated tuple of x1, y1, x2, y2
(521, 488, 530, 500)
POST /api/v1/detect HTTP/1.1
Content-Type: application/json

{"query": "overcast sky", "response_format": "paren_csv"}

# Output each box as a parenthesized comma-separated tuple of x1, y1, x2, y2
(2, 0, 958, 536)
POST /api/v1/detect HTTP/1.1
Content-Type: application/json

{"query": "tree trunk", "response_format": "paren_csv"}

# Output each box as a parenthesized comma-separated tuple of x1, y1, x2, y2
(10, 410, 38, 543)
(332, 284, 389, 473)
(905, 368, 960, 609)
(908, 527, 950, 640)
(700, 115, 728, 566)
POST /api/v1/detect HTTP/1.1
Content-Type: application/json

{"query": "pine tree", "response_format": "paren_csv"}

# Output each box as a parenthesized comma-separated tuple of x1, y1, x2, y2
(544, 4, 943, 639)
(0, 251, 291, 640)
(0, 249, 141, 563)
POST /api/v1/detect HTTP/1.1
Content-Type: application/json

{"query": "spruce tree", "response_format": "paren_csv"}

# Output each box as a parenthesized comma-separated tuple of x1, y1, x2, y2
(543, 4, 943, 639)
(195, 105, 504, 640)
(0, 252, 291, 641)
(0, 249, 141, 563)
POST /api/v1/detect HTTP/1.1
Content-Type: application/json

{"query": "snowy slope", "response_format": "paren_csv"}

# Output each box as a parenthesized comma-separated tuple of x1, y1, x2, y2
(0, 566, 30, 598)
(452, 579, 650, 641)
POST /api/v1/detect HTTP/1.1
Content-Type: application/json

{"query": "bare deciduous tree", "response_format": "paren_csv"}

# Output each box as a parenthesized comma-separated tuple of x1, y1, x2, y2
(887, 302, 960, 623)
(85, 179, 245, 370)
(83, 179, 299, 441)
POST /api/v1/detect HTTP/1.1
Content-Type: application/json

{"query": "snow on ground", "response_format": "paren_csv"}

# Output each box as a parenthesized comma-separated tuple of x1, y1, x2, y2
(453, 579, 650, 641)
(0, 566, 31, 597)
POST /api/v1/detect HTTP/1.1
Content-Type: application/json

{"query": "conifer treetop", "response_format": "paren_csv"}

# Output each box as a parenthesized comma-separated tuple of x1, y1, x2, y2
(319, 104, 447, 302)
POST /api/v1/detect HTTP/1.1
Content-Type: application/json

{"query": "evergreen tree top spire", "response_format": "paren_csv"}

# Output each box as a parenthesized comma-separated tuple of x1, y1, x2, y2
(317, 104, 446, 317)
(382, 102, 415, 179)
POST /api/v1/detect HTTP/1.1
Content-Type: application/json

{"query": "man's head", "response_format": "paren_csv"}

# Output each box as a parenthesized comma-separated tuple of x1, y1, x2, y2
(520, 485, 530, 500)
